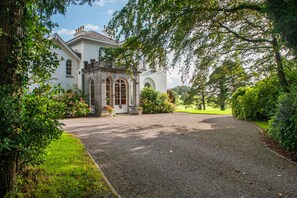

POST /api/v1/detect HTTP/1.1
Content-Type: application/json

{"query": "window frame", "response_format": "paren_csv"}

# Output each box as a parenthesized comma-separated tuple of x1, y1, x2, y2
(66, 59, 72, 76)
(115, 79, 127, 105)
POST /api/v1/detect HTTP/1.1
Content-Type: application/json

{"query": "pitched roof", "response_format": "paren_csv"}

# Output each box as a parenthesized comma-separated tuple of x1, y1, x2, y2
(67, 30, 118, 46)
(50, 33, 81, 60)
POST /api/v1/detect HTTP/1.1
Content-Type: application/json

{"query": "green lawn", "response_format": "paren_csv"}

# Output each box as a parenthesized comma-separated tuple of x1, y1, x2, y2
(176, 105, 232, 115)
(14, 133, 115, 197)
(255, 121, 269, 132)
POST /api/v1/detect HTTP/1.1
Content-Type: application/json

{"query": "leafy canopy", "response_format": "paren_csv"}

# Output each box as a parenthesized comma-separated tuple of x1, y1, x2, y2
(106, 0, 291, 92)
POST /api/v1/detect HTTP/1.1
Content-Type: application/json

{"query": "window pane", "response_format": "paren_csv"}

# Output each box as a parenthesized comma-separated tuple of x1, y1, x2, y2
(115, 79, 127, 105)
(66, 60, 72, 75)
(115, 83, 120, 105)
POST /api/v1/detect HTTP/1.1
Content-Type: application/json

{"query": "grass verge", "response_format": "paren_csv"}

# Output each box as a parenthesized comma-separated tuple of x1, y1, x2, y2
(176, 109, 232, 115)
(14, 133, 115, 197)
(255, 121, 297, 162)
(255, 121, 269, 132)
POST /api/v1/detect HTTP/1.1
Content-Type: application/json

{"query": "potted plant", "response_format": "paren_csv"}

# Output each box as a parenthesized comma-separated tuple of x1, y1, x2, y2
(137, 106, 143, 115)
(105, 105, 114, 117)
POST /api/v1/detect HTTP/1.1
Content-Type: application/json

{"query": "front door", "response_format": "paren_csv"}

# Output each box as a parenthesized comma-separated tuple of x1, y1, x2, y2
(114, 79, 127, 113)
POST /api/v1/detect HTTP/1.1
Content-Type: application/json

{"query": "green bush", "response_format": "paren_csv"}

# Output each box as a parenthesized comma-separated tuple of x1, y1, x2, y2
(231, 77, 281, 121)
(269, 88, 297, 151)
(140, 87, 175, 113)
(231, 87, 247, 119)
(0, 85, 64, 168)
(167, 89, 179, 104)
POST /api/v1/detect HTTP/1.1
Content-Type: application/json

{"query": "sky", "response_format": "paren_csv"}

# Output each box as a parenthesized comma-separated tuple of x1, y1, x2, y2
(52, 0, 185, 88)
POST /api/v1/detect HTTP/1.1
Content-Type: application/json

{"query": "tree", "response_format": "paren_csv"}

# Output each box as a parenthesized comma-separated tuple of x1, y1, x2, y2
(0, 0, 95, 196)
(106, 0, 291, 92)
(186, 56, 211, 110)
(167, 89, 179, 104)
(207, 59, 249, 110)
(171, 86, 191, 96)
(207, 66, 229, 110)
(266, 0, 297, 57)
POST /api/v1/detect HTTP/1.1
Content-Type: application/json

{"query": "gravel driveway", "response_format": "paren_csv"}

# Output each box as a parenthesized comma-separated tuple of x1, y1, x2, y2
(63, 113, 297, 198)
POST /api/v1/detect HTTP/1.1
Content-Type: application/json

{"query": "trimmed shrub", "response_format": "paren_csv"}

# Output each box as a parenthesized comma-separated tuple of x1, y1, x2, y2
(231, 87, 247, 119)
(231, 77, 281, 121)
(140, 87, 175, 113)
(269, 88, 297, 151)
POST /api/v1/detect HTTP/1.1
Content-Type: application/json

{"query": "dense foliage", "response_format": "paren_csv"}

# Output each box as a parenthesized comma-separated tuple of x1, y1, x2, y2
(266, 0, 297, 57)
(0, 0, 95, 196)
(167, 89, 179, 104)
(231, 77, 281, 121)
(54, 86, 90, 118)
(140, 88, 175, 114)
(0, 86, 64, 168)
(171, 86, 191, 96)
(107, 0, 291, 92)
(269, 88, 297, 151)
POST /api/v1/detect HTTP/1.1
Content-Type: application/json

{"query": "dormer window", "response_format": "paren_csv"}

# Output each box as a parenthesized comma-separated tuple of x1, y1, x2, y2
(66, 59, 72, 76)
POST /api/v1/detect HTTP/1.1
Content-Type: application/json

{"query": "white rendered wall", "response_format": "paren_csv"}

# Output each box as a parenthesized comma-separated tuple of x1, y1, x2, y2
(139, 69, 167, 93)
(69, 40, 116, 89)
(69, 41, 84, 89)
(71, 40, 116, 63)
(28, 39, 79, 91)
(50, 40, 79, 90)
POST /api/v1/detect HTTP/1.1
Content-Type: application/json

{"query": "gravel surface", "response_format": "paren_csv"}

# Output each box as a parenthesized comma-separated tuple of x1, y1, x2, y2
(63, 113, 297, 198)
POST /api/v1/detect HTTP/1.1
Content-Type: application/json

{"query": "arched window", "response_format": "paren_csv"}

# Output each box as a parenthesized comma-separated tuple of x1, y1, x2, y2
(144, 77, 155, 89)
(66, 59, 72, 76)
(144, 82, 151, 88)
(106, 78, 112, 105)
(115, 79, 126, 105)
(89, 79, 95, 106)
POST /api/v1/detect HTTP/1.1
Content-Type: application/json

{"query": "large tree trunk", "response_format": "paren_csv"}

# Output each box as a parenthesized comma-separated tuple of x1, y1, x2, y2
(0, 153, 17, 197)
(0, 0, 23, 196)
(201, 89, 206, 110)
(0, 0, 22, 86)
(272, 36, 289, 93)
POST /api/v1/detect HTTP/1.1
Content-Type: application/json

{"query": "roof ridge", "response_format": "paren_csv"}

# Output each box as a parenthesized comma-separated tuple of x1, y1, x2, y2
(88, 30, 116, 41)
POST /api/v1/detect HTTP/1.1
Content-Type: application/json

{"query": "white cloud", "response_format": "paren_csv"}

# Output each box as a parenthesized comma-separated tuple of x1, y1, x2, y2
(84, 24, 100, 31)
(55, 24, 100, 37)
(94, 0, 127, 7)
(107, 9, 114, 15)
(94, 0, 107, 7)
(56, 28, 75, 36)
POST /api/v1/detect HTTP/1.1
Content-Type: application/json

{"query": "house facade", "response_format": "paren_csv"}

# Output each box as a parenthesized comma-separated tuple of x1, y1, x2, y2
(49, 26, 167, 116)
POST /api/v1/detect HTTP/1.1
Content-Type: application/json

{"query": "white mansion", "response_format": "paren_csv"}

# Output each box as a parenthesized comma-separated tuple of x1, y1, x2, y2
(48, 26, 167, 116)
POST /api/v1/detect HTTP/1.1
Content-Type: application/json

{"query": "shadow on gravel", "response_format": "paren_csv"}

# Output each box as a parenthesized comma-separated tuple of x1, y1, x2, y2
(64, 116, 297, 198)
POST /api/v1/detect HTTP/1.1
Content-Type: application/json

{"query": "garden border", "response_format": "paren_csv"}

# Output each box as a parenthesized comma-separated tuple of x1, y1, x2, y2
(257, 127, 297, 164)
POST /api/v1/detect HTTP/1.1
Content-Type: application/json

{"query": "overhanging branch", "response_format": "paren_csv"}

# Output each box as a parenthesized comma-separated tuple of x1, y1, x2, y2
(217, 22, 272, 44)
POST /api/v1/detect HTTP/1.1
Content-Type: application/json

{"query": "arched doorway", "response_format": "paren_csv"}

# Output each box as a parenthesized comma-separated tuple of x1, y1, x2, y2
(114, 78, 128, 113)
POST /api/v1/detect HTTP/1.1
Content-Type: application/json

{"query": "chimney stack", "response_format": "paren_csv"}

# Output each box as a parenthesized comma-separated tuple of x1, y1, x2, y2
(74, 26, 86, 37)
